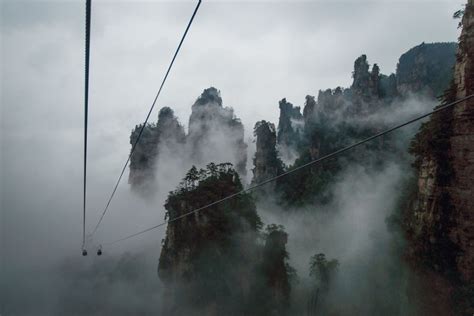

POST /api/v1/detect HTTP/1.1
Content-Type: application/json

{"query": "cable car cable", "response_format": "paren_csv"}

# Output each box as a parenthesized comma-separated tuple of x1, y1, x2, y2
(90, 0, 202, 238)
(82, 0, 92, 253)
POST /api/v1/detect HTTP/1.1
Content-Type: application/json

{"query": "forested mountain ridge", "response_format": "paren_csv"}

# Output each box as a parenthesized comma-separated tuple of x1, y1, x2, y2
(404, 2, 474, 314)
(397, 42, 457, 96)
(254, 42, 457, 206)
(128, 43, 456, 201)
(158, 163, 293, 315)
(127, 35, 463, 314)
(129, 87, 247, 195)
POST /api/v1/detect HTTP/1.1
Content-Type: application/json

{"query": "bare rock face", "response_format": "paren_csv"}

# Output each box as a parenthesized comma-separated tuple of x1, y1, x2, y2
(302, 95, 321, 160)
(261, 226, 291, 311)
(129, 107, 185, 194)
(155, 107, 186, 151)
(448, 0, 474, 282)
(158, 164, 260, 315)
(129, 88, 248, 196)
(351, 55, 382, 108)
(406, 1, 474, 313)
(277, 98, 304, 148)
(251, 121, 284, 192)
(187, 87, 248, 176)
(128, 124, 159, 190)
(302, 94, 317, 124)
(276, 98, 304, 164)
(261, 225, 292, 315)
(396, 42, 457, 97)
(278, 46, 457, 207)
(158, 164, 293, 315)
(380, 73, 398, 100)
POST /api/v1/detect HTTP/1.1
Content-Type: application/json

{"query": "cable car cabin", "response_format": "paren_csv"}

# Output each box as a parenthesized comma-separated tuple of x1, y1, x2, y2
(97, 248, 102, 256)
(82, 249, 88, 256)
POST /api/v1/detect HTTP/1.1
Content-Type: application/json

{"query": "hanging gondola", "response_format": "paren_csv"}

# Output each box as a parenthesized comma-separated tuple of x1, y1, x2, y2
(82, 249, 88, 256)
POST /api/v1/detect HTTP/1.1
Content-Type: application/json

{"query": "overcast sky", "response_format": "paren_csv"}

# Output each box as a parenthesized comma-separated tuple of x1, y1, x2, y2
(0, 0, 463, 268)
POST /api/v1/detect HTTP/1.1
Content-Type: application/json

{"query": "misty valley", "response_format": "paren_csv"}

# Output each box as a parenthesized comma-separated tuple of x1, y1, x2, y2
(66, 40, 470, 315)
(2, 1, 474, 316)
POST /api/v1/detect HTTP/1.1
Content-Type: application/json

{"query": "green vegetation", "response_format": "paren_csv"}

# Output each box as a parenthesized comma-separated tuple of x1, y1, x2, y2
(248, 224, 296, 315)
(129, 107, 185, 193)
(309, 253, 339, 292)
(160, 163, 296, 315)
(453, 7, 465, 28)
(277, 98, 304, 149)
(163, 162, 262, 246)
(409, 83, 456, 184)
(396, 42, 457, 96)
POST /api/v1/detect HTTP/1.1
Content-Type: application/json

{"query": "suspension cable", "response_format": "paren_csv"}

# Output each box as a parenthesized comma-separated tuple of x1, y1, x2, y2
(82, 0, 92, 250)
(90, 0, 202, 238)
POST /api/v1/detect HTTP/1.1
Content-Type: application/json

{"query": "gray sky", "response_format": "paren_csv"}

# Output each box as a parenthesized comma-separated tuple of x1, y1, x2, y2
(0, 0, 463, 264)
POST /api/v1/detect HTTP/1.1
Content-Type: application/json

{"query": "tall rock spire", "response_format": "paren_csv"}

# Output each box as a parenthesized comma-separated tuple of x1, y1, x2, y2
(187, 87, 247, 176)
(447, 0, 474, 282)
(277, 98, 303, 163)
(251, 120, 284, 193)
(129, 107, 185, 194)
(406, 1, 474, 314)
(351, 54, 381, 103)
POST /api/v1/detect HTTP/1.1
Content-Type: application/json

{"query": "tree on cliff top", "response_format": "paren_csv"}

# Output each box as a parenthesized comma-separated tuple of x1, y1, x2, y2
(309, 253, 339, 292)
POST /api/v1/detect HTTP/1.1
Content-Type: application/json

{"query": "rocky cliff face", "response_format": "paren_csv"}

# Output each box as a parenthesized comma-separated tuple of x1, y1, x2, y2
(155, 107, 186, 150)
(275, 54, 389, 205)
(300, 54, 390, 166)
(129, 107, 185, 194)
(158, 163, 292, 315)
(405, 2, 474, 314)
(397, 42, 457, 97)
(128, 124, 159, 191)
(272, 43, 457, 207)
(450, 1, 474, 283)
(260, 225, 291, 314)
(351, 54, 382, 107)
(129, 88, 248, 194)
(158, 163, 260, 315)
(277, 98, 304, 162)
(277, 98, 304, 142)
(252, 121, 284, 192)
(301, 95, 320, 160)
(187, 87, 247, 176)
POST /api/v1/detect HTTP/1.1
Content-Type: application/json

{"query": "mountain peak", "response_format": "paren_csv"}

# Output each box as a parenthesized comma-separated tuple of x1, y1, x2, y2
(194, 87, 223, 107)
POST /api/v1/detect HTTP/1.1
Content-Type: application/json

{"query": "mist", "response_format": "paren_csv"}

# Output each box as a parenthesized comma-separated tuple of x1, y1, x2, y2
(251, 94, 434, 315)
(1, 0, 463, 315)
